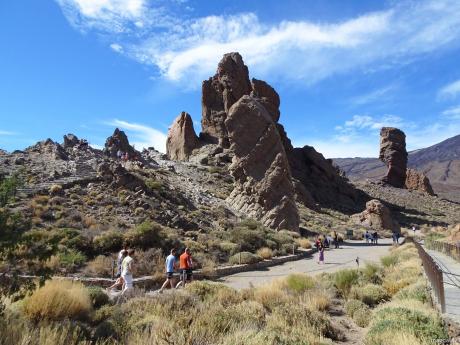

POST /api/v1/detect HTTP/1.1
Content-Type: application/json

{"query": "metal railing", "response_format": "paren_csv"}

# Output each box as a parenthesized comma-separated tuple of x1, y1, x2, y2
(425, 239, 460, 262)
(409, 238, 446, 313)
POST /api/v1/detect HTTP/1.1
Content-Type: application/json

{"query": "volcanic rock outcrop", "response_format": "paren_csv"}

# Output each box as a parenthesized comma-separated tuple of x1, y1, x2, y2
(351, 199, 400, 232)
(167, 52, 365, 230)
(379, 127, 408, 188)
(104, 128, 136, 159)
(166, 112, 199, 161)
(201, 52, 252, 147)
(406, 168, 435, 195)
(225, 95, 299, 231)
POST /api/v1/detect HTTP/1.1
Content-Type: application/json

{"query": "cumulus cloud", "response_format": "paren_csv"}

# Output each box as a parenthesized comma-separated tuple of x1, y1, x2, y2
(438, 79, 460, 100)
(55, 0, 460, 86)
(106, 119, 167, 153)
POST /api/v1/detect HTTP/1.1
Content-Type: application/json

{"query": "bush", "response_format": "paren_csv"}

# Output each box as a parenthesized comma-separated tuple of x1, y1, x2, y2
(124, 221, 163, 249)
(353, 307, 370, 327)
(296, 238, 312, 249)
(345, 299, 368, 318)
(360, 262, 382, 284)
(394, 281, 430, 303)
(23, 280, 92, 321)
(219, 241, 239, 255)
(145, 178, 163, 191)
(229, 252, 262, 265)
(334, 269, 359, 297)
(93, 231, 124, 254)
(380, 255, 398, 268)
(86, 286, 109, 309)
(256, 247, 273, 260)
(58, 249, 87, 271)
(229, 227, 265, 252)
(84, 255, 114, 277)
(49, 184, 63, 195)
(284, 274, 315, 294)
(350, 283, 389, 306)
(366, 303, 447, 345)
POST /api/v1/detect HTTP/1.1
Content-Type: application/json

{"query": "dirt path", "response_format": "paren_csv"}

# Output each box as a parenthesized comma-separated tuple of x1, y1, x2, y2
(219, 239, 394, 290)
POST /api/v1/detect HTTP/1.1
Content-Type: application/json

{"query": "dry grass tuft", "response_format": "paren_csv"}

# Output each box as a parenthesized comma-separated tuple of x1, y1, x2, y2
(23, 280, 92, 321)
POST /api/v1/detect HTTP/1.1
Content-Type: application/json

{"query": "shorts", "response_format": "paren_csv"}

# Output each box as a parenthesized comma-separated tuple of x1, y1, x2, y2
(166, 272, 174, 279)
(122, 274, 133, 289)
(180, 269, 193, 281)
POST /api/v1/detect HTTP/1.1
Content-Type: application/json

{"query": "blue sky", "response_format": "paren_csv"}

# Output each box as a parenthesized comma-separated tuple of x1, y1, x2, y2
(1, 0, 460, 157)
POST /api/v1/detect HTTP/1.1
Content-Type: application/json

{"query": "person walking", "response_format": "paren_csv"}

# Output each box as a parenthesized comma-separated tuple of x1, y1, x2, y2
(372, 231, 378, 245)
(158, 249, 177, 293)
(333, 231, 339, 249)
(176, 248, 193, 288)
(317, 244, 325, 264)
(120, 249, 135, 299)
(107, 249, 127, 291)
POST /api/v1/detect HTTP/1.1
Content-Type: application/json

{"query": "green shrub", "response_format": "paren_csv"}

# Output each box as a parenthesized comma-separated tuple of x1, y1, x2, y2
(381, 255, 398, 268)
(229, 252, 262, 265)
(86, 286, 109, 309)
(334, 269, 359, 297)
(229, 227, 265, 252)
(219, 241, 239, 255)
(124, 221, 163, 249)
(284, 274, 315, 294)
(93, 231, 124, 253)
(360, 262, 382, 284)
(350, 284, 390, 306)
(186, 281, 231, 301)
(58, 249, 87, 271)
(145, 178, 162, 191)
(344, 299, 368, 318)
(353, 307, 370, 327)
(394, 281, 430, 303)
(366, 305, 447, 344)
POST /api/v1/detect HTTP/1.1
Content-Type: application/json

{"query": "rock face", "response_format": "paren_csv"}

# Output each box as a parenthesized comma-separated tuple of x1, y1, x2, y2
(166, 112, 200, 161)
(104, 128, 136, 159)
(251, 78, 280, 122)
(225, 95, 299, 231)
(405, 168, 435, 195)
(351, 199, 400, 232)
(201, 52, 252, 147)
(379, 127, 407, 188)
(63, 134, 79, 149)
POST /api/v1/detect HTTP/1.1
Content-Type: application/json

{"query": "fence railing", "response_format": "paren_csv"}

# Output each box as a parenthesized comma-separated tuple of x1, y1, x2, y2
(425, 238, 460, 262)
(409, 238, 446, 313)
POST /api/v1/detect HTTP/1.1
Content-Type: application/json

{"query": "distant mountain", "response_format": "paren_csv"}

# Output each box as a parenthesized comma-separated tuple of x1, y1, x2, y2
(333, 134, 460, 202)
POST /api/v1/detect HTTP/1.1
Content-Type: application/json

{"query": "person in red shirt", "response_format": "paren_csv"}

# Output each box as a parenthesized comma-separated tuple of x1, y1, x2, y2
(176, 248, 193, 288)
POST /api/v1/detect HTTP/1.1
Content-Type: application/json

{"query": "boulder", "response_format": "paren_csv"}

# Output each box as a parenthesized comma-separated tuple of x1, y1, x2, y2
(405, 168, 435, 195)
(379, 127, 407, 188)
(201, 52, 252, 147)
(351, 199, 399, 232)
(224, 95, 299, 231)
(166, 112, 200, 161)
(104, 128, 136, 159)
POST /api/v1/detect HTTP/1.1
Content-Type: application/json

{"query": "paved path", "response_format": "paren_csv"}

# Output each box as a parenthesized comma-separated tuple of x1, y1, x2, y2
(425, 247, 460, 323)
(219, 239, 394, 290)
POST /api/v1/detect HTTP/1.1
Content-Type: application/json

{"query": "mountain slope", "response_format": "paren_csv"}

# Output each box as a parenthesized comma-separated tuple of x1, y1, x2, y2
(333, 134, 460, 202)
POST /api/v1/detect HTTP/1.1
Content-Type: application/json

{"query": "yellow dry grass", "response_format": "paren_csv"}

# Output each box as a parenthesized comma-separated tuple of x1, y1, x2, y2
(23, 280, 92, 321)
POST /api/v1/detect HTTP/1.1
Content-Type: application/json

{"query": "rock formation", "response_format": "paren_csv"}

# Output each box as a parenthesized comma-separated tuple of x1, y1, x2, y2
(251, 78, 280, 122)
(166, 112, 200, 161)
(351, 199, 400, 232)
(379, 127, 407, 188)
(63, 134, 79, 149)
(405, 168, 435, 195)
(104, 128, 136, 159)
(201, 52, 252, 147)
(225, 95, 299, 231)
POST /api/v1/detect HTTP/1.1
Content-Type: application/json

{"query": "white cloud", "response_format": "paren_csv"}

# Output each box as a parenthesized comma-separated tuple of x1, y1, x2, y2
(350, 85, 396, 105)
(442, 105, 460, 119)
(299, 112, 460, 158)
(0, 130, 17, 136)
(110, 43, 123, 53)
(438, 79, 460, 100)
(106, 119, 167, 153)
(56, 0, 460, 86)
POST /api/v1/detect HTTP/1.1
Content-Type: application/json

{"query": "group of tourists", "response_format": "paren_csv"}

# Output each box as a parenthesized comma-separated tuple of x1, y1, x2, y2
(107, 246, 194, 297)
(314, 231, 340, 264)
(364, 230, 379, 245)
